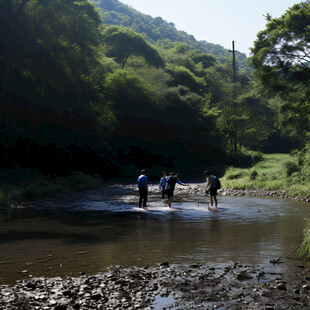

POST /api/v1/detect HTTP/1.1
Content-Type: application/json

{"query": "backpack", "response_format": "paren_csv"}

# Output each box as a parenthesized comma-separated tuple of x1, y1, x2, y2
(166, 175, 176, 188)
(213, 175, 221, 189)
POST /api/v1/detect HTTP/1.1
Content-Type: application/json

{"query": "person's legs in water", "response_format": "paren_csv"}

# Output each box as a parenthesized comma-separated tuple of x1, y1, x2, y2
(167, 189, 173, 207)
(168, 196, 172, 207)
(209, 188, 218, 207)
(139, 188, 147, 208)
(161, 190, 165, 200)
(143, 189, 148, 208)
(139, 188, 143, 208)
(210, 195, 218, 207)
(214, 195, 218, 207)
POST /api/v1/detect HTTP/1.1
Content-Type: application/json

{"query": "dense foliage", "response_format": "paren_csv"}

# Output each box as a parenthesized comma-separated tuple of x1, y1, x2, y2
(250, 0, 310, 184)
(0, 0, 294, 180)
(0, 0, 112, 174)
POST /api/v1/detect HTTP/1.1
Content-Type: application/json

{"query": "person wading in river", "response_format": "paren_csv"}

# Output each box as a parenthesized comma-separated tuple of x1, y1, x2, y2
(204, 170, 218, 208)
(159, 171, 167, 200)
(138, 169, 148, 208)
(166, 172, 188, 207)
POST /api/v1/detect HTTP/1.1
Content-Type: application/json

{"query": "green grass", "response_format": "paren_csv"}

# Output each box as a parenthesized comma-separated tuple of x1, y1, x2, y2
(0, 168, 104, 208)
(222, 153, 309, 195)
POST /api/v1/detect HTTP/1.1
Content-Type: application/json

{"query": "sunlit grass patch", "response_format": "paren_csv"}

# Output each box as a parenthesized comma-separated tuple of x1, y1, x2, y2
(221, 153, 310, 197)
(254, 153, 291, 172)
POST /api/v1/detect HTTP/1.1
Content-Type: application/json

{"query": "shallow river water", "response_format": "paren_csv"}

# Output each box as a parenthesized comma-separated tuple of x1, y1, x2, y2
(0, 184, 309, 285)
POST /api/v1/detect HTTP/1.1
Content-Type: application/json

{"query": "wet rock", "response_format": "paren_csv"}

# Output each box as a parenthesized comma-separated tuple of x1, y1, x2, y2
(160, 262, 169, 267)
(277, 283, 286, 290)
(91, 293, 101, 301)
(237, 271, 253, 281)
(54, 305, 67, 310)
(19, 270, 29, 274)
(26, 280, 37, 290)
(1, 264, 310, 309)
(269, 257, 283, 264)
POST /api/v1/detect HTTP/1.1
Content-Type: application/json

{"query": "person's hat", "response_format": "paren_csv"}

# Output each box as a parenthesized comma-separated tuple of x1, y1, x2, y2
(141, 169, 147, 174)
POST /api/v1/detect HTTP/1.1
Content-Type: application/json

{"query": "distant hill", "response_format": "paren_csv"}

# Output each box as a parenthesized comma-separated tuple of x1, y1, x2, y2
(90, 0, 249, 68)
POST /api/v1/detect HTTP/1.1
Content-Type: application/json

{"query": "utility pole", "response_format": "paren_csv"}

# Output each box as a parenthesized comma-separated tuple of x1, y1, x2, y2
(229, 40, 238, 151)
(229, 40, 237, 84)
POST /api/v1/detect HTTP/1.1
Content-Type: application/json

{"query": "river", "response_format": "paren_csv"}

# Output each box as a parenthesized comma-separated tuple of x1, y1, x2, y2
(0, 184, 309, 285)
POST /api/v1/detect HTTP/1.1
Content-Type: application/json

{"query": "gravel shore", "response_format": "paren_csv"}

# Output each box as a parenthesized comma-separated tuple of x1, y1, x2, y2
(148, 184, 310, 203)
(1, 263, 309, 309)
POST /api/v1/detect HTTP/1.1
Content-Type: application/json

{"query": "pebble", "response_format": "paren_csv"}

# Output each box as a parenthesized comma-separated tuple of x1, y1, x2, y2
(1, 264, 309, 309)
(147, 185, 310, 203)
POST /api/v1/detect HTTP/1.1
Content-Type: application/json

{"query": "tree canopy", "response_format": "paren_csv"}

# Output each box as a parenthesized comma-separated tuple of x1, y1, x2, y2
(0, 0, 296, 178)
(250, 1, 310, 95)
(102, 26, 164, 68)
(250, 1, 310, 142)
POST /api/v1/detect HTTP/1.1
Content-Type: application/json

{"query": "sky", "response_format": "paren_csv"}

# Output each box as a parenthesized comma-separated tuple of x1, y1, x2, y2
(122, 0, 300, 56)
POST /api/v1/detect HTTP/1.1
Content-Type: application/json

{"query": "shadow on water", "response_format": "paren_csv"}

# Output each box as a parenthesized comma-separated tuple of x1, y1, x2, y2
(0, 186, 309, 285)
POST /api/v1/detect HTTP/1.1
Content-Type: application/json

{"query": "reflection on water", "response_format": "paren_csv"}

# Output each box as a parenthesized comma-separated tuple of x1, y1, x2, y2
(0, 189, 309, 284)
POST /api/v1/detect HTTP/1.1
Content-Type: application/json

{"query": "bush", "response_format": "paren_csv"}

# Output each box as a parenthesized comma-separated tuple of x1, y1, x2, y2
(229, 149, 263, 168)
(249, 169, 258, 180)
(282, 160, 300, 177)
(225, 170, 248, 180)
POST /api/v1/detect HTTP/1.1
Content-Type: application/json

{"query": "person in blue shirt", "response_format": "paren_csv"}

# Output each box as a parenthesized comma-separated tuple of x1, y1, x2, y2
(138, 169, 148, 208)
(204, 170, 218, 208)
(166, 172, 188, 207)
(159, 171, 167, 200)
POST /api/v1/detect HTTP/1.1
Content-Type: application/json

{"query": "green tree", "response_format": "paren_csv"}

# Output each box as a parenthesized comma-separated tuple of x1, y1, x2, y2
(249, 1, 310, 140)
(102, 26, 164, 69)
(250, 2, 310, 94)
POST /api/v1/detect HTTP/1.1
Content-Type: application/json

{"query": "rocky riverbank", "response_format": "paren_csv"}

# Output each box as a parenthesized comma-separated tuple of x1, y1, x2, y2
(148, 184, 310, 203)
(220, 188, 310, 202)
(1, 263, 309, 309)
(6, 182, 310, 210)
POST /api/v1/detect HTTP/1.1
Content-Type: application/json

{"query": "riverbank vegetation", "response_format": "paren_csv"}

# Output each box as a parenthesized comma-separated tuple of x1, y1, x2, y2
(0, 0, 294, 182)
(0, 168, 103, 208)
(222, 153, 310, 198)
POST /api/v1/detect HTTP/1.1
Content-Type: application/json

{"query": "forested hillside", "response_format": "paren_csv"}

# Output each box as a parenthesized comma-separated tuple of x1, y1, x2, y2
(0, 0, 295, 183)
(90, 0, 250, 70)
